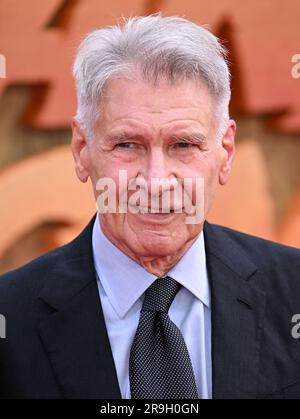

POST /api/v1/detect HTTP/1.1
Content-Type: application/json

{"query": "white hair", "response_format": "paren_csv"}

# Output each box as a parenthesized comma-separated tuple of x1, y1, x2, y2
(73, 13, 231, 141)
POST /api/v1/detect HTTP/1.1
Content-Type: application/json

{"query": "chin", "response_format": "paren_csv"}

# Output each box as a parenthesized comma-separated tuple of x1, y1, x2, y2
(134, 232, 185, 258)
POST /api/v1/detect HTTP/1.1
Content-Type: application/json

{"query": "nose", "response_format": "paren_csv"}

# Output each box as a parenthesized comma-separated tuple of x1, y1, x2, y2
(141, 146, 176, 198)
(147, 146, 170, 178)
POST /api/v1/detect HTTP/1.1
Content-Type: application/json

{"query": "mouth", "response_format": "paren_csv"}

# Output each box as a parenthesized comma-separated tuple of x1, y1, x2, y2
(125, 206, 185, 225)
(142, 209, 175, 214)
(128, 205, 180, 214)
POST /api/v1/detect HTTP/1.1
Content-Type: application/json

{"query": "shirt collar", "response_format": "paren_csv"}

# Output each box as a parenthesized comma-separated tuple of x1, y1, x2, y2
(92, 215, 210, 319)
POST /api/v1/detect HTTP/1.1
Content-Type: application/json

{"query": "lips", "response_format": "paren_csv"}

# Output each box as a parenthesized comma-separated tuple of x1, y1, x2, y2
(128, 205, 181, 214)
(141, 208, 175, 214)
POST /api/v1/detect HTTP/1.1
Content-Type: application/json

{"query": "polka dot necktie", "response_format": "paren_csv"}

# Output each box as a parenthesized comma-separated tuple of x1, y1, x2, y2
(129, 276, 199, 399)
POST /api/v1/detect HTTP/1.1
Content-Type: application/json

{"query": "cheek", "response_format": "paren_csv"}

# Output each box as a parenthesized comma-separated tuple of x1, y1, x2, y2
(93, 164, 142, 208)
(186, 154, 221, 203)
(89, 152, 118, 181)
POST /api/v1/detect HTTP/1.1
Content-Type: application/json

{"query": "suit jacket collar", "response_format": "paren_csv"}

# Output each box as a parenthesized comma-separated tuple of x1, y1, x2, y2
(38, 215, 265, 399)
(203, 221, 266, 399)
(38, 214, 121, 398)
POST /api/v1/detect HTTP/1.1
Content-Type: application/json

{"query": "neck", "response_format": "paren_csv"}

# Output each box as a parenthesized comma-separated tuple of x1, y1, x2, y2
(99, 219, 198, 277)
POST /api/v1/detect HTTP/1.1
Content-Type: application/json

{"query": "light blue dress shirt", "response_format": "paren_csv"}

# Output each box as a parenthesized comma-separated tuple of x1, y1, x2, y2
(92, 215, 212, 399)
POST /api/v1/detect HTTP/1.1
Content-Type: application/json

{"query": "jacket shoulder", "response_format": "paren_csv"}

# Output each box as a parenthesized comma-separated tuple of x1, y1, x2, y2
(206, 222, 300, 275)
(0, 242, 71, 307)
(0, 215, 96, 308)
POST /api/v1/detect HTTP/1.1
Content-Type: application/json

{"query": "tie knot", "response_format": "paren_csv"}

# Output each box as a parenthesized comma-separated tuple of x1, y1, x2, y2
(142, 276, 182, 313)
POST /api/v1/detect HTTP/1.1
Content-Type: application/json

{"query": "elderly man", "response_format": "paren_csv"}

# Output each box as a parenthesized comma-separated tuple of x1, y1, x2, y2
(0, 14, 300, 400)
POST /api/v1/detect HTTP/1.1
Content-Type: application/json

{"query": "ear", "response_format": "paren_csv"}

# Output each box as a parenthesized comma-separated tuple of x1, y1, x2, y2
(219, 119, 236, 186)
(70, 118, 90, 183)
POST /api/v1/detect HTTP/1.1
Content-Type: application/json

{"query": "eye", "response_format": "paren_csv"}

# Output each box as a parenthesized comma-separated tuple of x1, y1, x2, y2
(115, 142, 136, 149)
(173, 142, 196, 149)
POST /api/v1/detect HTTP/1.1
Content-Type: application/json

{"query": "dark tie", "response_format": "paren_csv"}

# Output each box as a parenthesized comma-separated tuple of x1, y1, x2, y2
(129, 276, 199, 399)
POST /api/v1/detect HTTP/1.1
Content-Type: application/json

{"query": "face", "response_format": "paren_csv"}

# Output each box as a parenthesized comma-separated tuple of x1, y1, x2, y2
(71, 74, 235, 262)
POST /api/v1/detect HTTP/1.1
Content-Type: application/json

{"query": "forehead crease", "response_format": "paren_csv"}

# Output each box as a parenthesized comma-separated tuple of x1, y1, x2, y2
(104, 116, 150, 131)
(159, 119, 207, 136)
(102, 107, 210, 139)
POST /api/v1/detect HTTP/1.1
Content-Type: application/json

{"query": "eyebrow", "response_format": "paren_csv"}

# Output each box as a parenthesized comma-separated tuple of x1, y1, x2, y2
(105, 131, 207, 144)
(105, 132, 145, 144)
(170, 133, 207, 143)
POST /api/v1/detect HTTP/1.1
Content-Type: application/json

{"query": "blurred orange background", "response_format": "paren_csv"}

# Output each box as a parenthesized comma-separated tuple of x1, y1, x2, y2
(0, 0, 300, 274)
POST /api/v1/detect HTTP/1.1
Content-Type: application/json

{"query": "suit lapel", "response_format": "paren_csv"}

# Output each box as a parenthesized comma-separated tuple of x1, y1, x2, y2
(38, 216, 121, 399)
(36, 214, 266, 399)
(204, 222, 266, 399)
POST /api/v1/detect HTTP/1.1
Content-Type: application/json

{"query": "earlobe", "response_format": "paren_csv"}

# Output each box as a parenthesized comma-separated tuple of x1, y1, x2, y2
(219, 161, 231, 185)
(71, 118, 90, 183)
(218, 120, 236, 186)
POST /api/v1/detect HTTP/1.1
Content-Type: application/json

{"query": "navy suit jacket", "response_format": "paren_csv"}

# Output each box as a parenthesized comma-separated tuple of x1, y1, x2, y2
(1, 214, 300, 399)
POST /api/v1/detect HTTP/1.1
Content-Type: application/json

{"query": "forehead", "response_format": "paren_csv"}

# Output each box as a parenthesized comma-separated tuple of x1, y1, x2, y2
(97, 75, 214, 135)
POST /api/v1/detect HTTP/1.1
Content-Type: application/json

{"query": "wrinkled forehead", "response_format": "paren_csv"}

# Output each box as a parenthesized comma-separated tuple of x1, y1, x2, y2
(96, 74, 215, 136)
